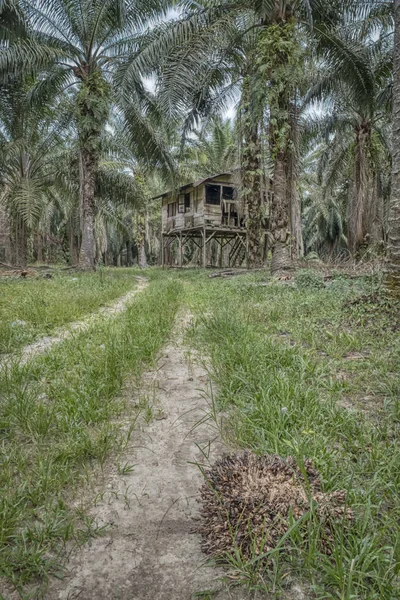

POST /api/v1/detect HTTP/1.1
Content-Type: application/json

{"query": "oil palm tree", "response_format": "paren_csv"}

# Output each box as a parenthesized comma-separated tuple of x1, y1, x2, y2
(307, 25, 392, 257)
(388, 0, 400, 287)
(178, 117, 237, 180)
(136, 0, 370, 270)
(0, 0, 171, 270)
(0, 80, 73, 266)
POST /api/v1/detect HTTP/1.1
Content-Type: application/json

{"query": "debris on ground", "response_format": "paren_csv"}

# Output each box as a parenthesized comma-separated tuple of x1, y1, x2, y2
(0, 268, 38, 278)
(344, 292, 400, 331)
(196, 451, 352, 559)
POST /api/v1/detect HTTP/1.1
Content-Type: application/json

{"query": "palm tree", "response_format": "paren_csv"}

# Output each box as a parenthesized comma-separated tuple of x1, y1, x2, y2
(388, 0, 400, 287)
(139, 0, 356, 270)
(300, 146, 347, 257)
(0, 0, 170, 270)
(307, 24, 392, 257)
(177, 117, 237, 180)
(0, 80, 72, 266)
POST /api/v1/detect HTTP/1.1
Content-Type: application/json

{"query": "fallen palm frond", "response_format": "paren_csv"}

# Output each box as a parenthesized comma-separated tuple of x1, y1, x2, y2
(196, 451, 352, 560)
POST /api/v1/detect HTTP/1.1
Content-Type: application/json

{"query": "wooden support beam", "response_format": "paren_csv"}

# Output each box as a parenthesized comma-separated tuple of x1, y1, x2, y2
(179, 231, 183, 268)
(229, 238, 239, 265)
(205, 231, 216, 244)
(161, 233, 164, 269)
(203, 226, 206, 268)
(190, 238, 202, 250)
(163, 237, 175, 249)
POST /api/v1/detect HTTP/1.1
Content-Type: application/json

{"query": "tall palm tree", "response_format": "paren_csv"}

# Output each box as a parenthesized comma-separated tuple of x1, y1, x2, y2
(388, 0, 400, 287)
(307, 24, 392, 257)
(0, 0, 170, 270)
(138, 0, 357, 270)
(0, 80, 73, 266)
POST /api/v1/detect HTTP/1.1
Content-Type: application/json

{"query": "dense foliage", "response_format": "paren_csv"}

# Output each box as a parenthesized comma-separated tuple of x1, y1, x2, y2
(0, 1, 397, 273)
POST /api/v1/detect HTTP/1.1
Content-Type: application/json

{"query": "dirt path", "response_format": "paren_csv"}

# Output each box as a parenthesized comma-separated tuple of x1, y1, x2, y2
(45, 313, 247, 600)
(2, 276, 148, 367)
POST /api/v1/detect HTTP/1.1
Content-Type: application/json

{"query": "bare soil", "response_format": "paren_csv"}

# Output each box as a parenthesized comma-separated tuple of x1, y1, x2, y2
(45, 313, 256, 600)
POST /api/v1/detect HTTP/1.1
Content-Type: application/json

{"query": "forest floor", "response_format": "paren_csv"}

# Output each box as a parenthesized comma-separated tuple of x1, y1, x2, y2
(0, 266, 399, 600)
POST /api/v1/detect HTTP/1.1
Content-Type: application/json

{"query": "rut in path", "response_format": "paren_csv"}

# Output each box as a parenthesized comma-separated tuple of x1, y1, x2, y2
(45, 314, 248, 600)
(1, 276, 148, 368)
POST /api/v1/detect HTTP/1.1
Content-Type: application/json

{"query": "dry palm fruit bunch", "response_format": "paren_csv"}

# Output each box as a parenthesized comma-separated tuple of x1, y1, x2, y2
(195, 451, 353, 559)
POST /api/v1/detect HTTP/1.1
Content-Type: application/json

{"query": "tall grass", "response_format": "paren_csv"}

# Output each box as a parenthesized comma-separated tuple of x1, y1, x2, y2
(0, 277, 181, 595)
(0, 268, 139, 354)
(187, 273, 400, 599)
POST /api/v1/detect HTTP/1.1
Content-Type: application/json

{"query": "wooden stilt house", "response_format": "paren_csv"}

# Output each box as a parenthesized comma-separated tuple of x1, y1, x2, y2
(157, 172, 248, 268)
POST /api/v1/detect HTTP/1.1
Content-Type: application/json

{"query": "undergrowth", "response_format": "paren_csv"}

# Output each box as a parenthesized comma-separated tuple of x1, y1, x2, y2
(0, 276, 181, 596)
(186, 271, 400, 599)
(0, 268, 139, 354)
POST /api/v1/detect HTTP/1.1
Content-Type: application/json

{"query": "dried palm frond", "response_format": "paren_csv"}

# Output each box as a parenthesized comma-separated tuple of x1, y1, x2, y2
(195, 451, 352, 559)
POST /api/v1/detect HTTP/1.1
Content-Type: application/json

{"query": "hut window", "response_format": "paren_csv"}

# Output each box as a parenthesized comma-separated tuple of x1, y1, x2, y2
(167, 202, 176, 217)
(205, 184, 221, 205)
(184, 193, 191, 212)
(222, 186, 235, 200)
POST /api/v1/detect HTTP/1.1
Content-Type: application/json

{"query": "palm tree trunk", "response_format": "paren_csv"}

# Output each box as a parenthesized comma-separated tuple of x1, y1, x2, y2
(265, 18, 299, 274)
(138, 241, 147, 268)
(0, 204, 12, 263)
(36, 232, 43, 263)
(136, 214, 147, 268)
(11, 215, 28, 267)
(348, 122, 371, 256)
(240, 68, 264, 268)
(68, 217, 79, 265)
(78, 149, 97, 270)
(288, 101, 303, 259)
(76, 72, 110, 271)
(369, 173, 384, 248)
(387, 0, 400, 289)
(243, 126, 263, 267)
(270, 150, 291, 273)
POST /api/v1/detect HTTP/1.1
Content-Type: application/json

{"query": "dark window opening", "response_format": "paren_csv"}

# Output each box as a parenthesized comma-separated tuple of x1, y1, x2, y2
(167, 202, 176, 217)
(205, 184, 221, 205)
(184, 193, 191, 212)
(222, 186, 235, 200)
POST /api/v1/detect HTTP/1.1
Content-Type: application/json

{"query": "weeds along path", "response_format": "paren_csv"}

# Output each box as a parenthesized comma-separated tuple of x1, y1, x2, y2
(46, 313, 245, 600)
(2, 276, 148, 367)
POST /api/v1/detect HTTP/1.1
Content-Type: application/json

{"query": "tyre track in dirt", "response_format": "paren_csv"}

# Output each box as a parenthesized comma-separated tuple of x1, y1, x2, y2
(45, 313, 253, 600)
(0, 276, 148, 368)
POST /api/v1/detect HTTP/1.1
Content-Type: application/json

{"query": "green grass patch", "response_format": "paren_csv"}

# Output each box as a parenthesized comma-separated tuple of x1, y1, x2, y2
(185, 272, 400, 599)
(0, 276, 181, 595)
(0, 268, 139, 354)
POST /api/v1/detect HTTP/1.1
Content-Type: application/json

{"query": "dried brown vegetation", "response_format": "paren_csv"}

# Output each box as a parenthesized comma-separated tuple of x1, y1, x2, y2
(196, 451, 352, 560)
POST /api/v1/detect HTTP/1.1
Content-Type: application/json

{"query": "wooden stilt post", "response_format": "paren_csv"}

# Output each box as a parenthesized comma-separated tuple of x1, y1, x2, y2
(219, 236, 223, 268)
(203, 226, 207, 269)
(161, 233, 165, 269)
(179, 231, 183, 268)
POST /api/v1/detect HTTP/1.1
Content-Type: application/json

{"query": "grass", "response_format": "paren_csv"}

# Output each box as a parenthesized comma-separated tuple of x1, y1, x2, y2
(0, 275, 181, 597)
(2, 266, 399, 599)
(0, 268, 139, 354)
(184, 269, 400, 599)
